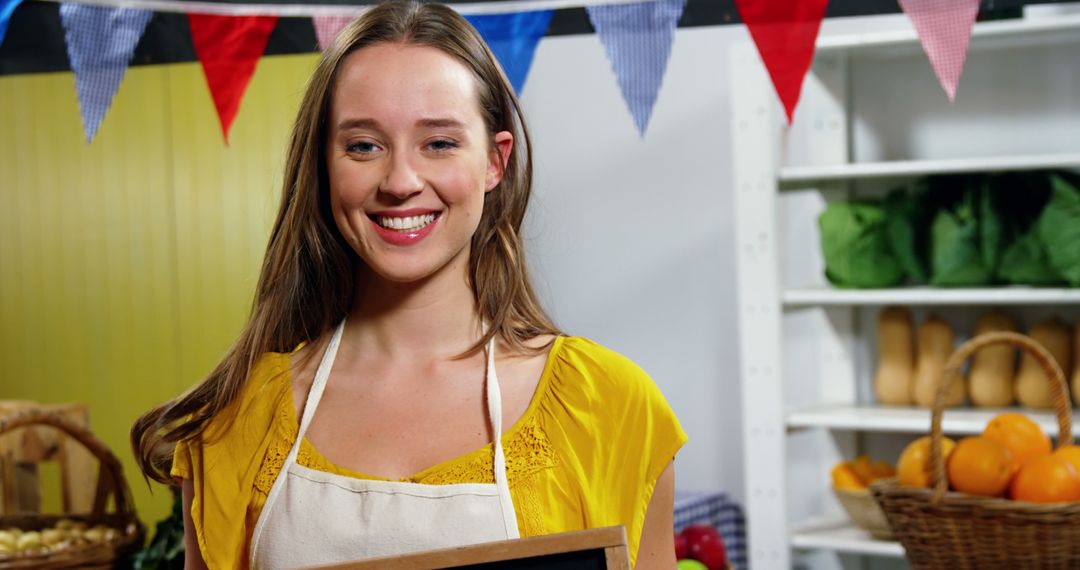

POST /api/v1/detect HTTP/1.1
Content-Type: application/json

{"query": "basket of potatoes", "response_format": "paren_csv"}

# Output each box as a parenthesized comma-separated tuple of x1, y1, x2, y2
(0, 411, 143, 569)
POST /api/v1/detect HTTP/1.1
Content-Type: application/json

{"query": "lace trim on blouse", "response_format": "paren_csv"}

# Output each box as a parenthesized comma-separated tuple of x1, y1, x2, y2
(253, 406, 558, 492)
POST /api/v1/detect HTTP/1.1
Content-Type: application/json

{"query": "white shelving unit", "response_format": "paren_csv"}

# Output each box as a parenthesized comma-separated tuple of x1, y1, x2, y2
(787, 404, 1073, 436)
(782, 287, 1080, 307)
(731, 13, 1080, 570)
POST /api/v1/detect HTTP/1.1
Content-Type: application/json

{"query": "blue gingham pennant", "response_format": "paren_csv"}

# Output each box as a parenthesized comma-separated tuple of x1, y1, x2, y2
(466, 10, 553, 94)
(60, 4, 152, 142)
(587, 0, 685, 136)
(0, 0, 22, 47)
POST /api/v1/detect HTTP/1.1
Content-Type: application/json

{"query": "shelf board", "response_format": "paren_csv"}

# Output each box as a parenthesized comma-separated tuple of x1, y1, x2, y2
(782, 286, 1080, 307)
(778, 152, 1080, 186)
(816, 13, 1080, 54)
(791, 517, 905, 558)
(787, 404, 1076, 437)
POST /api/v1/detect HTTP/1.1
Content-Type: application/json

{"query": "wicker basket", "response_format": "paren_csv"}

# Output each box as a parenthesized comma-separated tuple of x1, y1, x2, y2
(870, 331, 1080, 569)
(0, 411, 144, 569)
(834, 488, 893, 539)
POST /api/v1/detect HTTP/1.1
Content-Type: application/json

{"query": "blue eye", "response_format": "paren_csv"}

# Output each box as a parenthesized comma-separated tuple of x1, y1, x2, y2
(428, 139, 459, 152)
(346, 141, 379, 154)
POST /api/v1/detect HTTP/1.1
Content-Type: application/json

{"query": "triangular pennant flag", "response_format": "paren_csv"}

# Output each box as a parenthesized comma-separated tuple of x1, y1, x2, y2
(465, 10, 552, 94)
(734, 0, 828, 123)
(587, 0, 685, 136)
(60, 4, 152, 142)
(899, 0, 980, 102)
(312, 15, 354, 51)
(188, 13, 277, 143)
(0, 0, 23, 47)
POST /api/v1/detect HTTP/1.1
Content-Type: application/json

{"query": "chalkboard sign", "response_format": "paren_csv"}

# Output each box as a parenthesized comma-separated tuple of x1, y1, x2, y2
(303, 526, 631, 570)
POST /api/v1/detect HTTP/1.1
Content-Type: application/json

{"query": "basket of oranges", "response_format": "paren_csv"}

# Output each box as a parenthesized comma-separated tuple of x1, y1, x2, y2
(871, 331, 1080, 569)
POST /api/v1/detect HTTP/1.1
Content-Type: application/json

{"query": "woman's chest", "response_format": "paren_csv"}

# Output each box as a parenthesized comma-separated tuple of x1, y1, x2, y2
(298, 355, 545, 480)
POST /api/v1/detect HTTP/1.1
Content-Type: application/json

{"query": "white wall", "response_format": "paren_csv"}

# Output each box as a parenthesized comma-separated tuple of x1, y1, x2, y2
(520, 26, 747, 500)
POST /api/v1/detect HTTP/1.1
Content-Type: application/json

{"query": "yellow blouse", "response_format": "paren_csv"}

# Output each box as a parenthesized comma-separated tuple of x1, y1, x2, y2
(172, 336, 687, 569)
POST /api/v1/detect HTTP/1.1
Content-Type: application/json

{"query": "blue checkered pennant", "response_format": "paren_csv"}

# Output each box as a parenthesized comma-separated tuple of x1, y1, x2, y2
(674, 490, 748, 570)
(60, 4, 152, 142)
(587, 0, 685, 136)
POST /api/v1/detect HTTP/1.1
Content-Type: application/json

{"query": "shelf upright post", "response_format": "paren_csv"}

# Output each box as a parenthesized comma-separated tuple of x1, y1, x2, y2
(730, 42, 789, 570)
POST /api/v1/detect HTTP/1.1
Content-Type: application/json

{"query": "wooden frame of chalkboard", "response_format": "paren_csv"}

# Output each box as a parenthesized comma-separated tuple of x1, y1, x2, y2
(302, 526, 631, 570)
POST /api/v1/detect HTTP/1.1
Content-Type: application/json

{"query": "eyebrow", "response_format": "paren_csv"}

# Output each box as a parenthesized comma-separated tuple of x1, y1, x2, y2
(335, 117, 466, 131)
(416, 118, 466, 130)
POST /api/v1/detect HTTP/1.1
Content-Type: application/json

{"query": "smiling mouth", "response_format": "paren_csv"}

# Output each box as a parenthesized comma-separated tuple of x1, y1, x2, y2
(370, 213, 439, 232)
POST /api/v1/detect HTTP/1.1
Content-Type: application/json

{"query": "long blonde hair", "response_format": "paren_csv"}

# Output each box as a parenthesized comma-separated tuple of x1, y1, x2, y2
(132, 0, 559, 484)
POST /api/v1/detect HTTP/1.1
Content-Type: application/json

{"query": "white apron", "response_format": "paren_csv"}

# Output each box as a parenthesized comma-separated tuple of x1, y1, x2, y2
(249, 321, 520, 569)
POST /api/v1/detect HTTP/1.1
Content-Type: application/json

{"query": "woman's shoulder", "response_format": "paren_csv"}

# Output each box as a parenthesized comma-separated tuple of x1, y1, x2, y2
(544, 336, 672, 419)
(548, 335, 655, 391)
(199, 349, 296, 444)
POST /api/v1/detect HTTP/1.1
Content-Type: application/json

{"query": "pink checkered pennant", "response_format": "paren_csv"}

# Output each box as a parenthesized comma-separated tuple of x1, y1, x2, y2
(312, 15, 355, 51)
(898, 0, 980, 102)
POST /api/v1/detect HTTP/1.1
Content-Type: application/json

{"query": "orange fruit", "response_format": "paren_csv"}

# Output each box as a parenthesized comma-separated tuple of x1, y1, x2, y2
(870, 459, 896, 480)
(898, 436, 956, 488)
(849, 455, 877, 485)
(946, 436, 1013, 497)
(1053, 445, 1080, 476)
(831, 463, 865, 490)
(1009, 455, 1080, 503)
(982, 412, 1051, 474)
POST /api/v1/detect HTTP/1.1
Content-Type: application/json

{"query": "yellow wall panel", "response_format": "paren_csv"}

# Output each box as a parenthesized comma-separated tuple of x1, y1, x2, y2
(0, 52, 321, 527)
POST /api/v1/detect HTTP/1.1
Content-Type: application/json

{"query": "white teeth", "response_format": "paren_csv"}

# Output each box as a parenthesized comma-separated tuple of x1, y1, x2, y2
(377, 213, 436, 232)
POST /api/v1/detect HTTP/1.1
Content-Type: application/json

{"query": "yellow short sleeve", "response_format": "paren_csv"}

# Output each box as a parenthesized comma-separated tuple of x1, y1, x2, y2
(171, 438, 192, 481)
(539, 337, 688, 566)
(174, 352, 292, 570)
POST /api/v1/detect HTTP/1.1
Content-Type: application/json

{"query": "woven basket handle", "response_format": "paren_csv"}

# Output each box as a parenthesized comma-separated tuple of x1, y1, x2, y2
(929, 331, 1072, 501)
(0, 410, 136, 518)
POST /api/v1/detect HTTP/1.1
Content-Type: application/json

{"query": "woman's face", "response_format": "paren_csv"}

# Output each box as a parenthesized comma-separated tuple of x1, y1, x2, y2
(326, 43, 512, 285)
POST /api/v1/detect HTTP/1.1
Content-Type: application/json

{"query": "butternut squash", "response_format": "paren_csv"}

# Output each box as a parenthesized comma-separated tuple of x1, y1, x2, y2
(967, 312, 1018, 408)
(874, 306, 915, 405)
(1073, 320, 1080, 407)
(912, 315, 962, 408)
(1015, 318, 1072, 409)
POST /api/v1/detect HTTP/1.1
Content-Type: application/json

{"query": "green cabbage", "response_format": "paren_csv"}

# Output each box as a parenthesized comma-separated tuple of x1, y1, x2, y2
(819, 202, 905, 288)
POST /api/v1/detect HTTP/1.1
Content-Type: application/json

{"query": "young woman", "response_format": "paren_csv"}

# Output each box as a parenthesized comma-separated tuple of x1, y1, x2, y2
(132, 2, 686, 568)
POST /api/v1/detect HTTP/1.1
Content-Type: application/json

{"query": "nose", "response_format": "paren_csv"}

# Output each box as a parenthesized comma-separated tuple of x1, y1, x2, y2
(379, 151, 424, 200)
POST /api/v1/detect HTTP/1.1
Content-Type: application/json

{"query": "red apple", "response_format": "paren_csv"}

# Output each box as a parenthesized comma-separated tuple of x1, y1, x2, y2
(679, 524, 727, 570)
(674, 532, 689, 560)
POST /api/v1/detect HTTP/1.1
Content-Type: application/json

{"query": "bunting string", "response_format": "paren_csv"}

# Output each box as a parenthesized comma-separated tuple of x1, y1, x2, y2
(36, 0, 663, 17)
(3, 0, 998, 143)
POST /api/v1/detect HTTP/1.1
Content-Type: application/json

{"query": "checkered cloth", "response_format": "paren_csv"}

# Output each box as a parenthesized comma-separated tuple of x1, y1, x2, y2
(674, 491, 747, 570)
(898, 0, 981, 102)
(585, 0, 685, 136)
(59, 3, 152, 142)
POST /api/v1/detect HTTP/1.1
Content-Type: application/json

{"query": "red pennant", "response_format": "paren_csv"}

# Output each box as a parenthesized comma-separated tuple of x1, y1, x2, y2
(188, 13, 278, 143)
(735, 0, 828, 123)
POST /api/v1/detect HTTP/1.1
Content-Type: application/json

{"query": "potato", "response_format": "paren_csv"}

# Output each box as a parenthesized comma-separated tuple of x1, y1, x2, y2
(84, 528, 105, 544)
(0, 531, 14, 549)
(41, 528, 66, 547)
(16, 531, 42, 552)
(55, 519, 77, 531)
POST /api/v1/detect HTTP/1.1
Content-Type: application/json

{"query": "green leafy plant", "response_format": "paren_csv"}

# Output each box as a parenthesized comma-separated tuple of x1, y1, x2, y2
(819, 201, 905, 288)
(1036, 174, 1080, 286)
(820, 170, 1078, 288)
(132, 492, 185, 570)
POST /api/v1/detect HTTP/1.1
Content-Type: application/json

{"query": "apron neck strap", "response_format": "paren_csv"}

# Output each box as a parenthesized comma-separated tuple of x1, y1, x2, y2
(297, 319, 346, 438)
